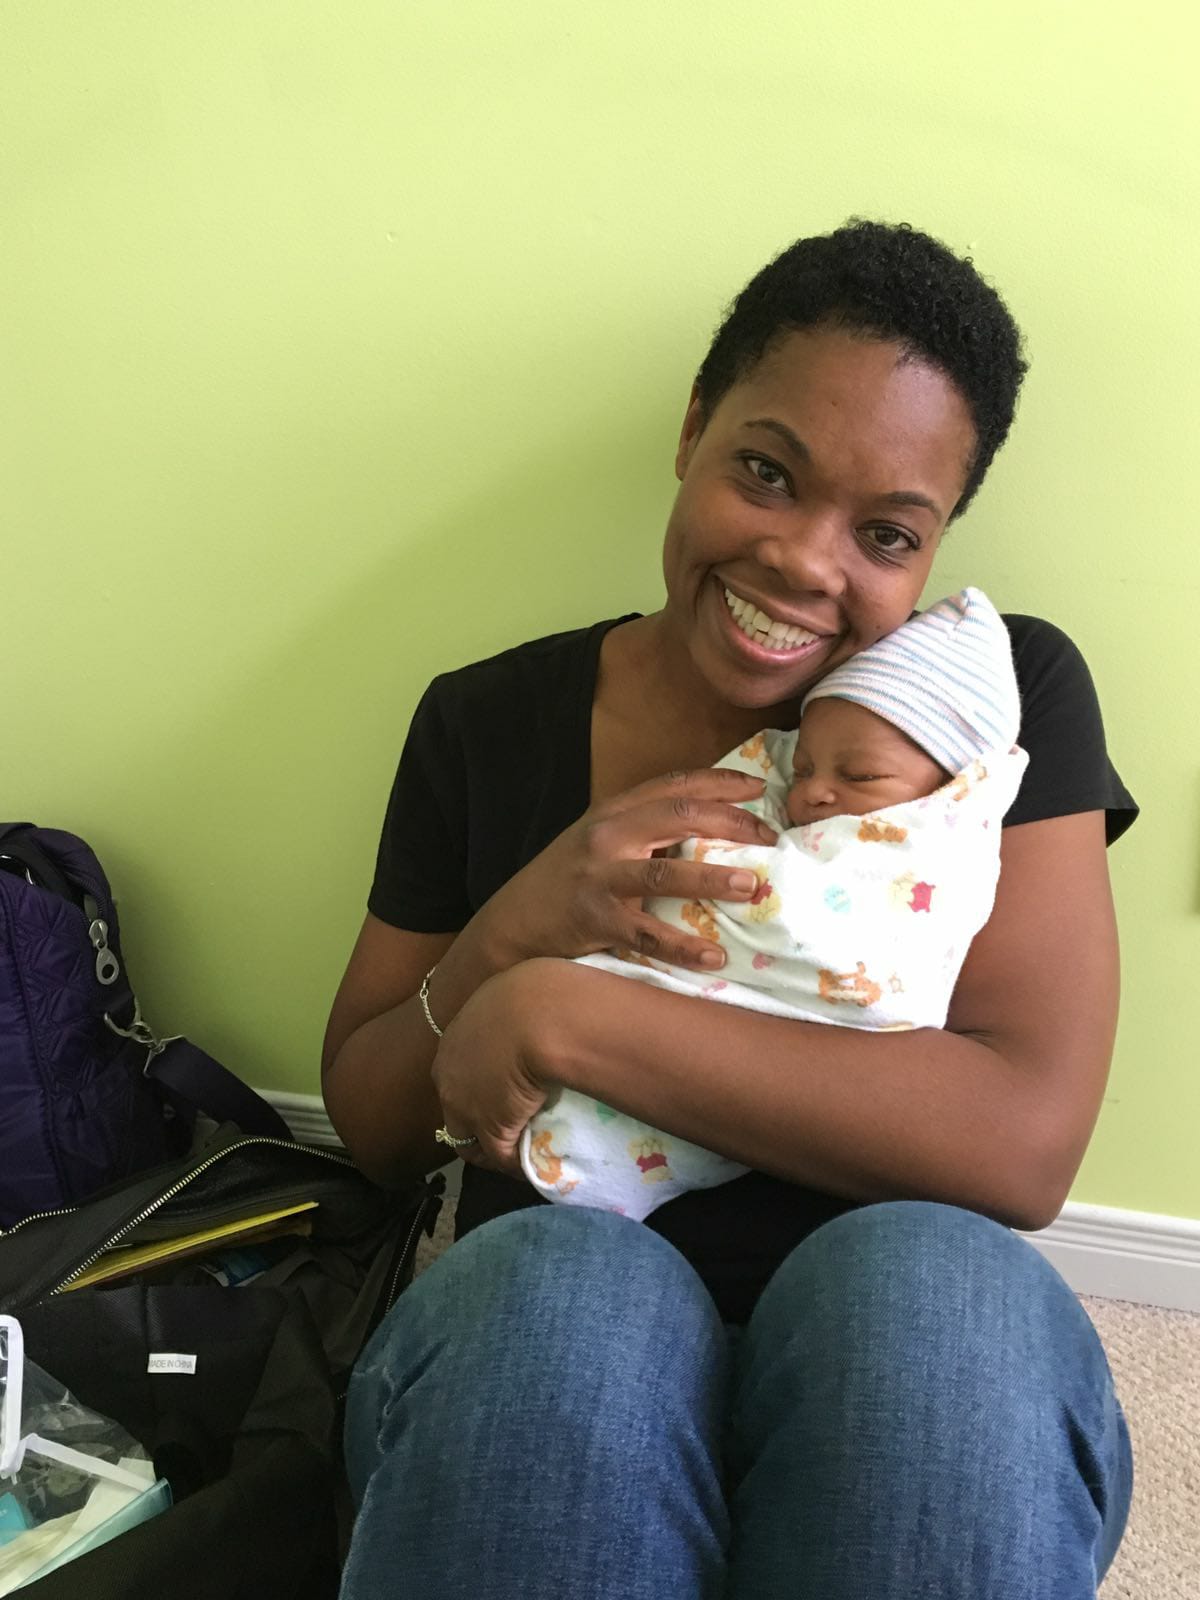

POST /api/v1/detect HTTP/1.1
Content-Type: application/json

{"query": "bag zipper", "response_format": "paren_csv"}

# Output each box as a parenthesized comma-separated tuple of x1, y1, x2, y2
(82, 895, 121, 986)
(0, 1206, 79, 1238)
(0, 1137, 352, 1243)
(383, 1192, 435, 1318)
(334, 1182, 441, 1403)
(40, 1136, 360, 1296)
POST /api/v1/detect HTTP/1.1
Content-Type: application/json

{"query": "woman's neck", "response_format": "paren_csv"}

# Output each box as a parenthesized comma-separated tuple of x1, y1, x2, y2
(592, 609, 786, 794)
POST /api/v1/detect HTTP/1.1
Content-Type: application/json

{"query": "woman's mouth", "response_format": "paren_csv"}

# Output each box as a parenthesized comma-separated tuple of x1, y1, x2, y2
(717, 582, 833, 660)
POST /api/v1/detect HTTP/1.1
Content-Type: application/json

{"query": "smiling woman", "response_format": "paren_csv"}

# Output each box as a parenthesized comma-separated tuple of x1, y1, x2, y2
(657, 328, 976, 726)
(324, 221, 1137, 1599)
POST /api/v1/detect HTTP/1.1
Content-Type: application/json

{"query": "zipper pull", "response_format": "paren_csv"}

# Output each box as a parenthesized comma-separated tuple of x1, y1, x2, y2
(84, 894, 121, 986)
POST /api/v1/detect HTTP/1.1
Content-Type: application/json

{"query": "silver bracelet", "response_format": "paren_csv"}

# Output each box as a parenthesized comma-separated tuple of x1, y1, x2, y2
(418, 965, 443, 1038)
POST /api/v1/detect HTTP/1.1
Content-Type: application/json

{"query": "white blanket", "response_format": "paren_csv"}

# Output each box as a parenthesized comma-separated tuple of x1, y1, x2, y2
(519, 728, 1028, 1219)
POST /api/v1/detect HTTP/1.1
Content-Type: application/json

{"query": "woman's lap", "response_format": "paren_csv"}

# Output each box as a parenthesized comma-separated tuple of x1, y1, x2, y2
(340, 1200, 1132, 1600)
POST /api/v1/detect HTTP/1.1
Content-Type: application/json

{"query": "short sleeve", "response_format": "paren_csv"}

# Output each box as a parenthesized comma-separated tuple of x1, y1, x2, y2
(367, 679, 474, 932)
(1003, 616, 1138, 844)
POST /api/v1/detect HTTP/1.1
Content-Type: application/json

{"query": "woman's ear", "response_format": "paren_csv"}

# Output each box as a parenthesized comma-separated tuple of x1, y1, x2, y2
(675, 384, 706, 481)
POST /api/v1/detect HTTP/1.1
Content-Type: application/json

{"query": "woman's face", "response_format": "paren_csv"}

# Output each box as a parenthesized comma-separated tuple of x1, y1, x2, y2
(660, 327, 977, 717)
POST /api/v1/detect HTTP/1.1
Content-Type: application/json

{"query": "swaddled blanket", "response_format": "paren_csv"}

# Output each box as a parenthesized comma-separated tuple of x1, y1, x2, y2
(519, 727, 1028, 1220)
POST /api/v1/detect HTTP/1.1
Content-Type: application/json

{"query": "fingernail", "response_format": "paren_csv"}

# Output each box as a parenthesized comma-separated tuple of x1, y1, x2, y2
(729, 871, 756, 894)
(699, 948, 724, 968)
(758, 823, 777, 843)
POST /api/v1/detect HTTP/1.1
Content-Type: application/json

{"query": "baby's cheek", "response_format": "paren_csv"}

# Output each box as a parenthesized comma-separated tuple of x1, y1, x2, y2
(886, 780, 934, 809)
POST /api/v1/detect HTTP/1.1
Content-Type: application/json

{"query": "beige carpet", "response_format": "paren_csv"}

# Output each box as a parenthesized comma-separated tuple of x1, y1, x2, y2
(1082, 1294, 1199, 1595)
(414, 1216, 1198, 1591)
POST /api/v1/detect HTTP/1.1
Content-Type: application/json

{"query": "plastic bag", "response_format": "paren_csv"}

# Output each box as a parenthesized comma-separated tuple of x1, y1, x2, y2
(0, 1316, 171, 1592)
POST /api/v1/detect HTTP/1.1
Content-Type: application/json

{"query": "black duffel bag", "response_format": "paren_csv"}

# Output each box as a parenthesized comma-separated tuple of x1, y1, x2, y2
(0, 1126, 443, 1597)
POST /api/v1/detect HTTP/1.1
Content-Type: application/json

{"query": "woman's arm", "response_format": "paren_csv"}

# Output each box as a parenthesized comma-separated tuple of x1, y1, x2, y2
(320, 915, 499, 1184)
(435, 811, 1118, 1231)
(321, 768, 776, 1185)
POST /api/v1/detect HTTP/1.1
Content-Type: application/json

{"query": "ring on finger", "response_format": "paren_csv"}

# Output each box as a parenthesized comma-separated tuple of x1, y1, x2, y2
(435, 1125, 479, 1149)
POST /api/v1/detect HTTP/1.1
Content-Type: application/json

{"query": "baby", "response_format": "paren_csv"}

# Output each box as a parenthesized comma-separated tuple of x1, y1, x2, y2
(519, 586, 1029, 1220)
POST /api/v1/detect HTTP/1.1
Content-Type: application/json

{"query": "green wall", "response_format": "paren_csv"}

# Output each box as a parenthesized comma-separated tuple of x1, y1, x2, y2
(3, 4, 1195, 1215)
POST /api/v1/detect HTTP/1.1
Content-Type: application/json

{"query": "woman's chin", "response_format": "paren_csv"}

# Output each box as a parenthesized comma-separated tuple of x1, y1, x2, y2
(697, 617, 839, 712)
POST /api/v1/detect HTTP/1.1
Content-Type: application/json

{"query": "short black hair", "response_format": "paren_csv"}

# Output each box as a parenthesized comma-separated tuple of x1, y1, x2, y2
(695, 220, 1028, 519)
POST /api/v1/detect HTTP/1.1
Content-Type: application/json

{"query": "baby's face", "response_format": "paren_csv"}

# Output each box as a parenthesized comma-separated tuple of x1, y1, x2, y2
(785, 697, 948, 827)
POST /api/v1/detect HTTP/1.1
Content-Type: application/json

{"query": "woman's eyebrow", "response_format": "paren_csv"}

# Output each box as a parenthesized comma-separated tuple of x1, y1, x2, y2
(744, 418, 944, 521)
(743, 418, 810, 462)
(880, 488, 944, 520)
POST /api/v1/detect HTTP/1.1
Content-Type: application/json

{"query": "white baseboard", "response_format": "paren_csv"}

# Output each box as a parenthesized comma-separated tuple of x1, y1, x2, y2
(1018, 1204, 1200, 1314)
(262, 1092, 1200, 1314)
(266, 1089, 347, 1148)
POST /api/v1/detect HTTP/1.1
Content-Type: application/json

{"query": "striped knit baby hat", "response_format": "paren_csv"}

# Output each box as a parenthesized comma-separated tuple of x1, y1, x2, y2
(801, 587, 1021, 775)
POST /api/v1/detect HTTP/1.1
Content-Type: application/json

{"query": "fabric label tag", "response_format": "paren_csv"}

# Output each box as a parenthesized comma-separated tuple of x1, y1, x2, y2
(147, 1353, 197, 1375)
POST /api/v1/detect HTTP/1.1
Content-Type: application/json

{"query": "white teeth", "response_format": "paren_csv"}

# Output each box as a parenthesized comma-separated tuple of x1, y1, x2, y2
(722, 586, 819, 650)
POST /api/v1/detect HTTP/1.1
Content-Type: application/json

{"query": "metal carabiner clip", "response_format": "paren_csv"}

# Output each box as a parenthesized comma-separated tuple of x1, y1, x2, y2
(103, 1005, 181, 1075)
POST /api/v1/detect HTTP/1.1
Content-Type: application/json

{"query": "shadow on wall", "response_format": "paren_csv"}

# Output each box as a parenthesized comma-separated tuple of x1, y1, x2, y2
(104, 405, 675, 1085)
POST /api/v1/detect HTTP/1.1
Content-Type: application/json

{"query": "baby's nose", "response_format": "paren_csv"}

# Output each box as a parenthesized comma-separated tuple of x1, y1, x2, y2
(786, 777, 840, 826)
(800, 773, 839, 804)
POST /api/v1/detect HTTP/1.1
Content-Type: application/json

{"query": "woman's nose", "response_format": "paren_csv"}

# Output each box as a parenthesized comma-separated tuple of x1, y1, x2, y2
(754, 514, 847, 597)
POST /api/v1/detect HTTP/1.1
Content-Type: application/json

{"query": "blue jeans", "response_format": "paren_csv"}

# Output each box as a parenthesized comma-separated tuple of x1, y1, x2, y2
(340, 1202, 1132, 1598)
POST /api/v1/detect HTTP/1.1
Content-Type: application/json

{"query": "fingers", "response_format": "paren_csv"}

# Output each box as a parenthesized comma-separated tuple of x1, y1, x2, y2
(589, 797, 776, 859)
(624, 910, 728, 972)
(457, 1141, 508, 1175)
(620, 855, 762, 904)
(599, 766, 768, 820)
(453, 1129, 524, 1178)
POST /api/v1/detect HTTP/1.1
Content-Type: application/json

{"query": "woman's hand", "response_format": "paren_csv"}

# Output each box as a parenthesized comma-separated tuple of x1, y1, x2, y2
(481, 768, 778, 973)
(430, 959, 570, 1178)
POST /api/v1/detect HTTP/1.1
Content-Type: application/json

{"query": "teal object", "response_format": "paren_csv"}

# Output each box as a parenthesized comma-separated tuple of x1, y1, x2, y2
(18, 1479, 172, 1586)
(0, 1492, 29, 1547)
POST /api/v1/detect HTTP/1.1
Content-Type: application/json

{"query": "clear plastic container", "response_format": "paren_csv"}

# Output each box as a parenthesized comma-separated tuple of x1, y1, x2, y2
(0, 1316, 171, 1592)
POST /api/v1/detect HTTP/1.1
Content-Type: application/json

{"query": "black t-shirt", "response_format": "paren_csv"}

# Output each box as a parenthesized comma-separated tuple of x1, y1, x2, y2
(369, 613, 1138, 1323)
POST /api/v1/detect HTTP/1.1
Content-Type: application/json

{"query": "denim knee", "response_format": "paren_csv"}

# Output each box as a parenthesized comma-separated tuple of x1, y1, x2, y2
(747, 1198, 1102, 1367)
(342, 1205, 734, 1600)
(389, 1203, 726, 1349)
(729, 1200, 1132, 1593)
(346, 1204, 730, 1501)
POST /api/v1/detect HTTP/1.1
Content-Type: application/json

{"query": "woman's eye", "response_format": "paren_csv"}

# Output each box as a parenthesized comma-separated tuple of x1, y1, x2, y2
(742, 455, 789, 490)
(864, 525, 919, 554)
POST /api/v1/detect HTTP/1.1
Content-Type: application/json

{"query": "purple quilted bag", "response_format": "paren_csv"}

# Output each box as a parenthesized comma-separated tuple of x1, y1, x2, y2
(0, 822, 292, 1228)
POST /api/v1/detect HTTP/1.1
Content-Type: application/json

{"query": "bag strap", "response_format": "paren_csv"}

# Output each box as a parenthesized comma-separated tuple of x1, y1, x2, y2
(146, 1038, 295, 1143)
(0, 826, 79, 906)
